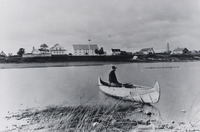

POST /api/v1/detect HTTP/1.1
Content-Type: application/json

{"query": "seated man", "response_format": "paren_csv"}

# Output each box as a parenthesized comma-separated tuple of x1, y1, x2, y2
(109, 66, 122, 87)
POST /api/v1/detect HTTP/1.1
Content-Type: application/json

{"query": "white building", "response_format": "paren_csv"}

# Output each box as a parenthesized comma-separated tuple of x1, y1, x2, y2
(171, 47, 189, 55)
(72, 44, 98, 55)
(0, 51, 6, 57)
(22, 47, 51, 58)
(50, 44, 67, 55)
(139, 48, 155, 55)
(32, 47, 41, 54)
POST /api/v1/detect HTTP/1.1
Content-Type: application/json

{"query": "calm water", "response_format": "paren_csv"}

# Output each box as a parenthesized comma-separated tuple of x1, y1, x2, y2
(1, 62, 200, 129)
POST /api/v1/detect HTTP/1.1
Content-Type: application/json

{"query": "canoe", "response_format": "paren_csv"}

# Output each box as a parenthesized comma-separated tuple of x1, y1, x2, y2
(98, 78, 160, 104)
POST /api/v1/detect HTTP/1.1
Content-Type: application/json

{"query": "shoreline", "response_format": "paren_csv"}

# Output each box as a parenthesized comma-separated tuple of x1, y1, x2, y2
(0, 60, 200, 69)
(0, 62, 128, 69)
(3, 104, 200, 132)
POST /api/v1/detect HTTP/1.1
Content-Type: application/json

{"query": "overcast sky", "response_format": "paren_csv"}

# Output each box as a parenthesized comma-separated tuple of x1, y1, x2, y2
(0, 0, 200, 54)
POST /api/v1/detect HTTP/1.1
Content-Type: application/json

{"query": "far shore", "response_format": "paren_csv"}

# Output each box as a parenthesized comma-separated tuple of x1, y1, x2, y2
(0, 62, 130, 69)
(0, 59, 200, 69)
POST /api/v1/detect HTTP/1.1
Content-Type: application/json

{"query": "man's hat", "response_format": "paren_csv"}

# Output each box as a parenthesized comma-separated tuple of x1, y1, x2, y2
(112, 66, 117, 69)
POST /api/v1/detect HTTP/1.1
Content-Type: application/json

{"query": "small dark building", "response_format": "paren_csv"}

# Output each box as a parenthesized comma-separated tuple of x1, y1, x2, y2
(111, 49, 121, 55)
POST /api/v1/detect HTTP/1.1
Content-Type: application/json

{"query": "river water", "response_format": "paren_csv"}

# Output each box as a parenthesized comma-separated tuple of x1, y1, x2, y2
(1, 62, 200, 130)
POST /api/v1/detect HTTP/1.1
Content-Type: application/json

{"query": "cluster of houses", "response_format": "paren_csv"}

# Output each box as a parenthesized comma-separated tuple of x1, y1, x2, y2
(1, 43, 200, 59)
(137, 46, 200, 56)
(15, 43, 131, 58)
(23, 44, 67, 58)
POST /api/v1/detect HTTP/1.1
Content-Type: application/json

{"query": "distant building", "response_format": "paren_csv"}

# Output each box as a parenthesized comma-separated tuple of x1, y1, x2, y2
(139, 48, 155, 55)
(111, 49, 121, 55)
(0, 51, 6, 62)
(23, 47, 51, 58)
(72, 44, 98, 55)
(191, 50, 198, 53)
(167, 43, 170, 53)
(0, 51, 6, 57)
(164, 43, 172, 54)
(50, 44, 67, 55)
(171, 47, 189, 55)
(32, 47, 41, 54)
(190, 50, 200, 55)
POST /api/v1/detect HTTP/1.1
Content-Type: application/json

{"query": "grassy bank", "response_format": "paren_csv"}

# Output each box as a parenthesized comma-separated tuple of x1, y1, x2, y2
(4, 101, 200, 132)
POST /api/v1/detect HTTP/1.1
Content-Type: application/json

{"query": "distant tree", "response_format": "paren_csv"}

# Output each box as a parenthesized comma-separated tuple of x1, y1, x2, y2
(98, 47, 105, 55)
(17, 48, 25, 56)
(40, 43, 48, 51)
(95, 47, 105, 55)
(94, 49, 99, 54)
(39, 43, 49, 53)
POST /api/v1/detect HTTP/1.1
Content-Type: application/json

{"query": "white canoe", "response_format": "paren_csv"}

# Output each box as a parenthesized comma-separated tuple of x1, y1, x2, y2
(98, 78, 160, 104)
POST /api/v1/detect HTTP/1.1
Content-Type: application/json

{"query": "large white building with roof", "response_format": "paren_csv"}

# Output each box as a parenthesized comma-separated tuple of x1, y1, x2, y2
(72, 44, 98, 55)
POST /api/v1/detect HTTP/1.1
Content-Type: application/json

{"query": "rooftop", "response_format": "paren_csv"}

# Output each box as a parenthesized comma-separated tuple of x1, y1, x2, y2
(140, 48, 153, 52)
(50, 44, 66, 51)
(0, 51, 7, 56)
(112, 49, 121, 52)
(73, 44, 98, 50)
(173, 47, 188, 52)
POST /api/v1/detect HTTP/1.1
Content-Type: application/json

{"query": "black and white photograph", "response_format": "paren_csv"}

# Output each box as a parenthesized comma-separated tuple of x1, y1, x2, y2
(1, 0, 200, 131)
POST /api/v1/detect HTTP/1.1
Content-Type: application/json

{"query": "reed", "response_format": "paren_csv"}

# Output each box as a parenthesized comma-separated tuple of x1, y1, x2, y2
(6, 102, 200, 131)
(8, 101, 147, 131)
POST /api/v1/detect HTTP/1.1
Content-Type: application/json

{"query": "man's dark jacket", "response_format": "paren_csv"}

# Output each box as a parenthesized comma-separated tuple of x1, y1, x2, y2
(109, 70, 119, 83)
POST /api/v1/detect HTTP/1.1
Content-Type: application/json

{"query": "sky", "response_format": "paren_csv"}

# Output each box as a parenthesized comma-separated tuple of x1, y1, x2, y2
(0, 0, 200, 54)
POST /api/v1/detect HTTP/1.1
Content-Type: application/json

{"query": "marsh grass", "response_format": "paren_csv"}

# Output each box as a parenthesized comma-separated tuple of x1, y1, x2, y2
(7, 101, 155, 132)
(6, 101, 200, 132)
